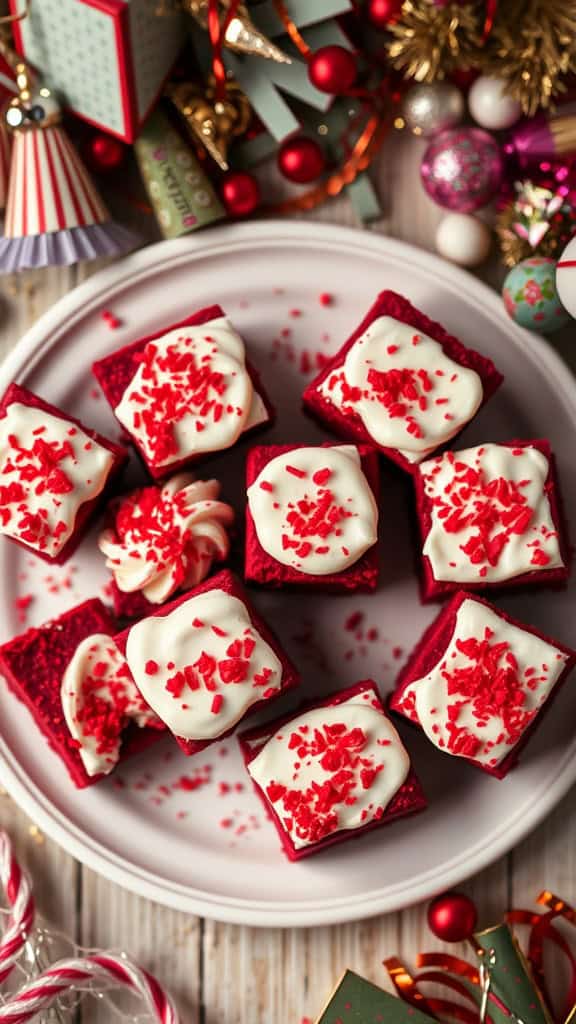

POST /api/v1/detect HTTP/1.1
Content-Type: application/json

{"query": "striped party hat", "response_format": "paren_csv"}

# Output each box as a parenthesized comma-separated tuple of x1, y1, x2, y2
(0, 65, 137, 272)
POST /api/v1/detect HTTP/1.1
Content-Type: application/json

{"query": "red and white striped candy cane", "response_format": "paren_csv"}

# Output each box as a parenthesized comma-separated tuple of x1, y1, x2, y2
(0, 953, 181, 1023)
(0, 832, 35, 985)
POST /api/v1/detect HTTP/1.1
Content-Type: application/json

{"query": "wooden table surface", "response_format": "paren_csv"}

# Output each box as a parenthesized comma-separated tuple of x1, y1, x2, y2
(0, 135, 575, 1024)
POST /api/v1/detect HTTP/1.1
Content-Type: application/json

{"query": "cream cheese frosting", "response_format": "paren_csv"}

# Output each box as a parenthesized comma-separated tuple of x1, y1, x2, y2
(319, 316, 482, 463)
(114, 316, 268, 469)
(396, 598, 568, 768)
(125, 589, 283, 741)
(98, 473, 234, 604)
(420, 443, 563, 583)
(247, 445, 378, 575)
(0, 402, 114, 557)
(61, 633, 160, 776)
(247, 688, 410, 849)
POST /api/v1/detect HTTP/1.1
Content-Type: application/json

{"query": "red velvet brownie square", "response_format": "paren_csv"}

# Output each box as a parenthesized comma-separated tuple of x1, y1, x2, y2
(0, 599, 164, 789)
(92, 305, 274, 480)
(114, 569, 300, 756)
(303, 291, 503, 473)
(390, 591, 576, 779)
(240, 680, 426, 861)
(414, 440, 569, 601)
(0, 383, 128, 564)
(97, 471, 235, 618)
(245, 443, 380, 592)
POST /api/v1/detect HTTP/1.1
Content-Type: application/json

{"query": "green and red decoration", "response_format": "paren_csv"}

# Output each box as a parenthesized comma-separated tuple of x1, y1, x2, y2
(315, 969, 439, 1024)
(314, 890, 576, 1024)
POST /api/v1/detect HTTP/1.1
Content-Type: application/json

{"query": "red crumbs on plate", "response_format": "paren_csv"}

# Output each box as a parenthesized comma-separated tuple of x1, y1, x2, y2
(345, 611, 364, 632)
(102, 310, 122, 329)
(392, 646, 404, 660)
(319, 293, 333, 307)
(172, 767, 212, 792)
(14, 593, 34, 624)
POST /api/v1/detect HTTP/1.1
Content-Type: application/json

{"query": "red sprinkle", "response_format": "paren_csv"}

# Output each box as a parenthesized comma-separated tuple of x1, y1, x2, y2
(211, 694, 224, 714)
(145, 660, 159, 675)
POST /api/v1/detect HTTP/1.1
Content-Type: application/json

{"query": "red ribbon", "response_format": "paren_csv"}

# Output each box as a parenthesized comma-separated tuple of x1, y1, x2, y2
(207, 0, 241, 100)
(482, 0, 498, 41)
(386, 894, 576, 1024)
(506, 906, 576, 1022)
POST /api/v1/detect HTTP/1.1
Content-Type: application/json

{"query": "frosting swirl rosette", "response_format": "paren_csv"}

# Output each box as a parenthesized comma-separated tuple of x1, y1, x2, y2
(98, 473, 234, 604)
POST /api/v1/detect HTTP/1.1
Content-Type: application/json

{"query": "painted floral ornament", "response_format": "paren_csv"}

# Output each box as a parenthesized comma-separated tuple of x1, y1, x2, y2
(502, 257, 570, 334)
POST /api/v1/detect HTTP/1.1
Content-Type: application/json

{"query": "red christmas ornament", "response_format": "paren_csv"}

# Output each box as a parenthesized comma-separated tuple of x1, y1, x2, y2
(366, 0, 404, 28)
(427, 892, 478, 943)
(86, 132, 127, 173)
(277, 136, 326, 184)
(220, 171, 260, 216)
(308, 45, 357, 95)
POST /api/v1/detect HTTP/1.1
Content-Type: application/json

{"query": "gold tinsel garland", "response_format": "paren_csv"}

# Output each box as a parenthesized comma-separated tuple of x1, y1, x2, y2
(483, 0, 576, 117)
(387, 1, 482, 83)
(386, 0, 576, 117)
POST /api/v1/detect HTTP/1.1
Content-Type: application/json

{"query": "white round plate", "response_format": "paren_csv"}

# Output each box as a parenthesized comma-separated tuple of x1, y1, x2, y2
(0, 222, 575, 927)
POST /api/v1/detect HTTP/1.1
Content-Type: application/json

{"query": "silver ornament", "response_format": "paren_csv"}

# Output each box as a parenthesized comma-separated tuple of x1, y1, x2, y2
(401, 83, 464, 138)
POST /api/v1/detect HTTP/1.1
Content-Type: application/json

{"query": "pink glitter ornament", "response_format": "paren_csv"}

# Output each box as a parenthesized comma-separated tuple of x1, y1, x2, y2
(421, 127, 503, 212)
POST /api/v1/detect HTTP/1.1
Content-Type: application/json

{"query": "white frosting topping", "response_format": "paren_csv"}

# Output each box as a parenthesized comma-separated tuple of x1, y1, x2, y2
(0, 402, 114, 557)
(247, 688, 410, 849)
(114, 316, 268, 469)
(61, 633, 159, 777)
(98, 473, 234, 604)
(420, 443, 564, 583)
(247, 446, 378, 575)
(318, 316, 483, 463)
(125, 589, 283, 741)
(396, 598, 568, 768)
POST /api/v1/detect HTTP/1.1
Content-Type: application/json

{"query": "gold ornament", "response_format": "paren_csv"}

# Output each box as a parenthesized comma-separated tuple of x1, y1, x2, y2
(166, 77, 251, 170)
(386, 0, 482, 83)
(483, 0, 576, 117)
(496, 185, 576, 268)
(183, 1, 291, 63)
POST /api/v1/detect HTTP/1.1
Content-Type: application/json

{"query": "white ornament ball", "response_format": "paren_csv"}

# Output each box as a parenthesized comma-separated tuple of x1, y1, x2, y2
(401, 82, 464, 138)
(435, 213, 491, 267)
(556, 235, 576, 319)
(468, 75, 522, 131)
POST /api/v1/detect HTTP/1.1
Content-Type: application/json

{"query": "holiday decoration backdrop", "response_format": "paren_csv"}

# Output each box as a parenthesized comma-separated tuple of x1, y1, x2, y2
(0, 2, 575, 1023)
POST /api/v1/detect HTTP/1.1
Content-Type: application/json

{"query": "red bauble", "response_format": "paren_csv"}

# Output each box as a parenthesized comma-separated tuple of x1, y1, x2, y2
(86, 132, 126, 173)
(366, 0, 403, 27)
(427, 893, 478, 943)
(308, 45, 357, 95)
(277, 136, 326, 184)
(220, 171, 260, 216)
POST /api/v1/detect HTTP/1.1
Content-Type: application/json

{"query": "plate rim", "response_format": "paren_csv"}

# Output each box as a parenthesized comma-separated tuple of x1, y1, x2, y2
(1, 219, 576, 927)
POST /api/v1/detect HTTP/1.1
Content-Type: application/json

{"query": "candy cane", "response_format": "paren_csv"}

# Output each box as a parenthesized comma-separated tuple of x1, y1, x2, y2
(0, 832, 35, 984)
(0, 953, 181, 1023)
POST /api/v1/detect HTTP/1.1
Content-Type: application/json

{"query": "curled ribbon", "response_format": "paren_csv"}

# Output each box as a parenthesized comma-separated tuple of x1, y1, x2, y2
(207, 0, 241, 100)
(506, 897, 576, 1023)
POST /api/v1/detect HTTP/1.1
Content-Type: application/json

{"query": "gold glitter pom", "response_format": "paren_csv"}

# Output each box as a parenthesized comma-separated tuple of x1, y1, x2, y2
(484, 0, 576, 116)
(28, 825, 44, 845)
(496, 182, 576, 268)
(386, 1, 482, 83)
